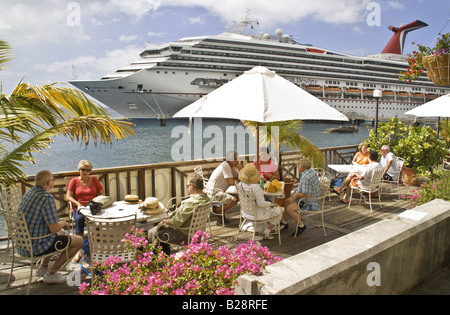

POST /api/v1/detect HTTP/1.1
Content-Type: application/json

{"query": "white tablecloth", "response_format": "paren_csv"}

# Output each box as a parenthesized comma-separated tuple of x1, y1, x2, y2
(79, 201, 168, 223)
(328, 164, 366, 174)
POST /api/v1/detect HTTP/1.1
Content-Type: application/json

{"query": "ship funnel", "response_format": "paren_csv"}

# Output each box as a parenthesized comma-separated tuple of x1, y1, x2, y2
(381, 20, 428, 55)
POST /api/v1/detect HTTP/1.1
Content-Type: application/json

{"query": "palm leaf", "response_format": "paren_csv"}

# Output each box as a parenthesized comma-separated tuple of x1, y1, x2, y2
(0, 40, 13, 72)
(0, 77, 135, 185)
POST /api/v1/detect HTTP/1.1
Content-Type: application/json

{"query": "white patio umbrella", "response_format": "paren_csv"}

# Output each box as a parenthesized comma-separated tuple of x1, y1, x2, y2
(404, 93, 450, 118)
(405, 93, 450, 138)
(173, 66, 348, 164)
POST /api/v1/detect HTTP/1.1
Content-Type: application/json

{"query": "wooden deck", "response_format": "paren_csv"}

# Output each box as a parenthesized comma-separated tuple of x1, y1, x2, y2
(0, 183, 416, 295)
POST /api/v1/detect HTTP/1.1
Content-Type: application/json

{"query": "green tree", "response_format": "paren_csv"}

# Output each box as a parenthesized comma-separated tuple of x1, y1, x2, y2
(0, 40, 135, 186)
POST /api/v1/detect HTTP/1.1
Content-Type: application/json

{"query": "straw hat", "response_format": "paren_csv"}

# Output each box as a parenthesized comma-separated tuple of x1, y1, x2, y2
(142, 197, 165, 214)
(238, 163, 261, 185)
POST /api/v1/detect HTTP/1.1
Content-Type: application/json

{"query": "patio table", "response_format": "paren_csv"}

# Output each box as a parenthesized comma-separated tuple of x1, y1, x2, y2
(328, 164, 366, 177)
(79, 201, 169, 229)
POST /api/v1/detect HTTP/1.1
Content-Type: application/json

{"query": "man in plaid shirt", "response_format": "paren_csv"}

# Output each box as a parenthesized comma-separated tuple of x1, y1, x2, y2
(281, 158, 321, 236)
(18, 170, 83, 284)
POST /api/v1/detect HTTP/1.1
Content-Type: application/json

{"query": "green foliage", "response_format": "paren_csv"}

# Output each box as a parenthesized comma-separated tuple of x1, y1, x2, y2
(399, 32, 450, 82)
(365, 118, 447, 176)
(401, 169, 450, 208)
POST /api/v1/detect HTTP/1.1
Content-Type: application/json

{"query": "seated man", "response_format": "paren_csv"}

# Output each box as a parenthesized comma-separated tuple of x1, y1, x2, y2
(281, 158, 321, 237)
(206, 150, 242, 216)
(380, 145, 399, 181)
(332, 150, 381, 203)
(148, 173, 210, 254)
(18, 170, 83, 284)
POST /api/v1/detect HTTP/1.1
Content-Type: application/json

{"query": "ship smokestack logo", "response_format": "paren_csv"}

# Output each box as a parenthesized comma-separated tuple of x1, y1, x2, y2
(382, 20, 428, 55)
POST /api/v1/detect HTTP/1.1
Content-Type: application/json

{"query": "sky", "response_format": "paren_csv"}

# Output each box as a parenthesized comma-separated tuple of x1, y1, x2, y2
(1, 0, 449, 95)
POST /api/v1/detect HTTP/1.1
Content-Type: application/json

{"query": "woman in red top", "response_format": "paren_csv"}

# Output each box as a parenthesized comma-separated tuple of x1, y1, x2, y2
(66, 160, 105, 237)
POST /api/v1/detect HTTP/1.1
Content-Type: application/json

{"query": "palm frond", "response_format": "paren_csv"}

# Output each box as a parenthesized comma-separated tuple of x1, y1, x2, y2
(0, 40, 14, 72)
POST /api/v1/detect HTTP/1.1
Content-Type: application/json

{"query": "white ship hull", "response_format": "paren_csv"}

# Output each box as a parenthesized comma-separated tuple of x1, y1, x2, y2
(69, 18, 450, 120)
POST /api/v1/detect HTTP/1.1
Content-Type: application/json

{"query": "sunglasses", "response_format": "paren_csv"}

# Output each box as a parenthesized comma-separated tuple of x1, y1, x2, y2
(80, 168, 92, 172)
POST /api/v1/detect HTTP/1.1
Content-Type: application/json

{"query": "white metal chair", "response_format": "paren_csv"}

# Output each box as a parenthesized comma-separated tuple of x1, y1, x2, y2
(1, 209, 70, 294)
(381, 157, 405, 196)
(1, 186, 22, 264)
(194, 165, 228, 226)
(64, 176, 77, 234)
(348, 168, 384, 213)
(157, 201, 212, 248)
(294, 175, 331, 237)
(85, 213, 137, 281)
(235, 183, 282, 245)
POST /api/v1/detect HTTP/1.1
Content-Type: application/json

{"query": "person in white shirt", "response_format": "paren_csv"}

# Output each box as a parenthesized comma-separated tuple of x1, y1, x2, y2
(333, 150, 381, 203)
(380, 145, 399, 181)
(206, 151, 241, 216)
(237, 163, 283, 239)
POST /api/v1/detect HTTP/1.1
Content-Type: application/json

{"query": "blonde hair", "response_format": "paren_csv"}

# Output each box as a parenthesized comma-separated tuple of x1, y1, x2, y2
(358, 142, 368, 152)
(78, 160, 92, 170)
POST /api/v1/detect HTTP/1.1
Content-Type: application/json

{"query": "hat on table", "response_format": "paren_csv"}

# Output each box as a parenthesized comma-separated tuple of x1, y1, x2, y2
(141, 197, 165, 214)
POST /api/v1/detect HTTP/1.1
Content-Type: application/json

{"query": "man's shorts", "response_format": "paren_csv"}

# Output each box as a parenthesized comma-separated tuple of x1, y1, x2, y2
(293, 199, 313, 211)
(41, 235, 71, 255)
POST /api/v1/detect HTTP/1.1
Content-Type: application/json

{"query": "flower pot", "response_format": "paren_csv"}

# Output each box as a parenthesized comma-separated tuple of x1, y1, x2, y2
(283, 178, 295, 199)
(422, 54, 450, 86)
(402, 166, 419, 186)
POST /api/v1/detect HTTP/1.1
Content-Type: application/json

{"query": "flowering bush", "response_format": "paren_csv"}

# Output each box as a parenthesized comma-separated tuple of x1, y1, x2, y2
(79, 228, 282, 295)
(399, 32, 449, 82)
(401, 169, 450, 208)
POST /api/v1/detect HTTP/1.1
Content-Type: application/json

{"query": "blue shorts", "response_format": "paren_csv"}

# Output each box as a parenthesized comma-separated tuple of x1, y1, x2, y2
(294, 199, 313, 211)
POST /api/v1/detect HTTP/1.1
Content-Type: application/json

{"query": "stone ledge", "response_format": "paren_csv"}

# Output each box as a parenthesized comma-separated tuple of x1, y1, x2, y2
(235, 199, 450, 295)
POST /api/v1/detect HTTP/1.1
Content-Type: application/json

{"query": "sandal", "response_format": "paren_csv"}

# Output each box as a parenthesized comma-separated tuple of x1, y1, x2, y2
(332, 187, 341, 195)
(340, 199, 349, 204)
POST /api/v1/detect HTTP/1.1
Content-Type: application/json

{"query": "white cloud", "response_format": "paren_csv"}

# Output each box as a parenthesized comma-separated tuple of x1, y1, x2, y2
(387, 1, 405, 9)
(119, 35, 140, 42)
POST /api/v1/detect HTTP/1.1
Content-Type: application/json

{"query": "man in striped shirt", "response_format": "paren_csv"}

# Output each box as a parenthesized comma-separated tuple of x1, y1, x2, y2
(18, 170, 83, 284)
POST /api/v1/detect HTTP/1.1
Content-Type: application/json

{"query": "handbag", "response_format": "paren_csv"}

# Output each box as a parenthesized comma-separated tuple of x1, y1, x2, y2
(92, 195, 113, 208)
(87, 200, 103, 215)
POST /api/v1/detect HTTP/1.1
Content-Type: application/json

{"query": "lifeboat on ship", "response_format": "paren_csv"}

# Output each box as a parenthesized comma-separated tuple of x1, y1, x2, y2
(383, 90, 395, 96)
(412, 92, 424, 98)
(425, 93, 437, 99)
(396, 91, 410, 98)
(324, 86, 342, 95)
(305, 85, 323, 94)
(345, 88, 361, 95)
(363, 89, 375, 96)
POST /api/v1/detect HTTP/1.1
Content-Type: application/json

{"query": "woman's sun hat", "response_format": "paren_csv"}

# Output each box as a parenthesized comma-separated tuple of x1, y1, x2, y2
(238, 163, 261, 185)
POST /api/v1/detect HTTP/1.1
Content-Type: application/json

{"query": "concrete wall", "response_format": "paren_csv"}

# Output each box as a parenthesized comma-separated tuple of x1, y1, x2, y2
(235, 199, 450, 295)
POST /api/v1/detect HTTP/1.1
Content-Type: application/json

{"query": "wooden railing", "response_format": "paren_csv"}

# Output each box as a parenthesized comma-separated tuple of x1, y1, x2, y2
(6, 144, 358, 220)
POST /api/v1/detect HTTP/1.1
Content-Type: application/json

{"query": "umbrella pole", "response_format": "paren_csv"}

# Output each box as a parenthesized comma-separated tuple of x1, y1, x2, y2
(256, 122, 260, 170)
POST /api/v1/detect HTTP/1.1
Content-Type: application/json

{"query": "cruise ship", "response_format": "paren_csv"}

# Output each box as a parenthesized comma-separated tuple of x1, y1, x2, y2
(69, 17, 450, 120)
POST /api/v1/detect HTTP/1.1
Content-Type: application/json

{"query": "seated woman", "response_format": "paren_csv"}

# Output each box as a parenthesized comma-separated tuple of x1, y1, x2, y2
(352, 142, 370, 165)
(66, 160, 105, 237)
(253, 147, 280, 181)
(238, 163, 283, 239)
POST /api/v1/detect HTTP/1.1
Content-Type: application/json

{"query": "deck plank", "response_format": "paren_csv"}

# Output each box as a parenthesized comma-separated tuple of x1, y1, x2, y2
(0, 184, 416, 295)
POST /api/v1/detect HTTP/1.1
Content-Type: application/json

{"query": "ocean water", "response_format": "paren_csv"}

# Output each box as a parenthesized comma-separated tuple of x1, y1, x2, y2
(18, 119, 371, 175)
(0, 119, 370, 238)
